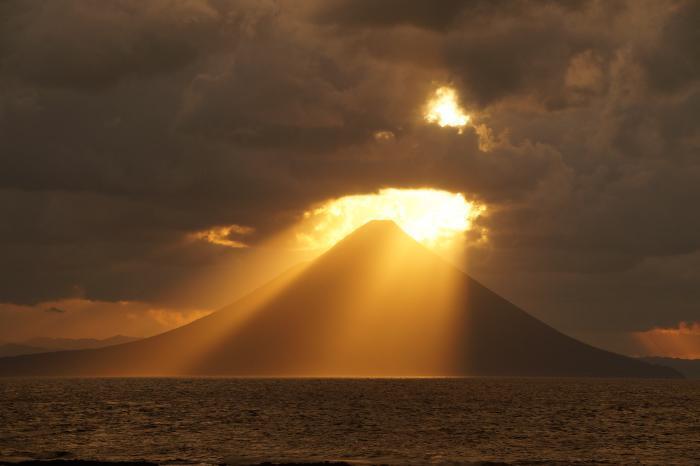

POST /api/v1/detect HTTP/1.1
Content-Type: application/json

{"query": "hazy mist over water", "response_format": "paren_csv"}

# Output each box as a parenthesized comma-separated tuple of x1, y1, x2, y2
(1, 378, 699, 465)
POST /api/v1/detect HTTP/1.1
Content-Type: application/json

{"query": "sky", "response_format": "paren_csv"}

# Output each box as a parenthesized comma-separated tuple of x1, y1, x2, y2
(0, 0, 699, 358)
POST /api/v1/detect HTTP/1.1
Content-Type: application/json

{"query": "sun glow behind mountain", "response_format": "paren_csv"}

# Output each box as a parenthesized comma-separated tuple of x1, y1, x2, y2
(294, 188, 484, 253)
(176, 188, 485, 324)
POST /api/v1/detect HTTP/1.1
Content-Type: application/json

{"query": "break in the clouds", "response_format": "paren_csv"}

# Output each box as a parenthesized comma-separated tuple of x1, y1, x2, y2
(1, 0, 699, 355)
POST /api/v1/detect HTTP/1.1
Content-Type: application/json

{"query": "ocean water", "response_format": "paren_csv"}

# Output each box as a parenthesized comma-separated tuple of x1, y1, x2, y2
(0, 378, 698, 465)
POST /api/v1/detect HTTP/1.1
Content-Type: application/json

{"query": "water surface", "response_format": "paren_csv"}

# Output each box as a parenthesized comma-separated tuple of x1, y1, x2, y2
(1, 378, 698, 465)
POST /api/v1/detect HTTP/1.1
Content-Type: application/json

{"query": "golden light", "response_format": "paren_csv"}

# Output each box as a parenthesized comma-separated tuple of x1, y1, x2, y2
(174, 188, 486, 376)
(424, 86, 470, 129)
(295, 188, 484, 251)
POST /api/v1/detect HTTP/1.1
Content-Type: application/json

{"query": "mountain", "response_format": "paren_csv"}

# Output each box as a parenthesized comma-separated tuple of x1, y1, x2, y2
(23, 335, 141, 351)
(0, 221, 680, 377)
(0, 336, 141, 358)
(640, 357, 700, 379)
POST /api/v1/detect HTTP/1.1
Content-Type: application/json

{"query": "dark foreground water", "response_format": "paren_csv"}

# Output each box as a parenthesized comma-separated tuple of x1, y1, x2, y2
(0, 378, 698, 465)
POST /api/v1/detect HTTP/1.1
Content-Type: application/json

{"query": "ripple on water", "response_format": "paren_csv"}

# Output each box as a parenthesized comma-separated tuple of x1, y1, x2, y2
(0, 378, 698, 465)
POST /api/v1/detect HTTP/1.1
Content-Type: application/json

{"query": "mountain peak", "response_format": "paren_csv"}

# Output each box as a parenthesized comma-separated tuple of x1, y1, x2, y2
(313, 219, 429, 268)
(352, 219, 404, 235)
(332, 219, 418, 250)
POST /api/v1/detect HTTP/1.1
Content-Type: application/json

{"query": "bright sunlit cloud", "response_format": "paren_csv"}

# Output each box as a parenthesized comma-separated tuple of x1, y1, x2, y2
(424, 86, 470, 129)
(191, 224, 254, 248)
(295, 188, 484, 251)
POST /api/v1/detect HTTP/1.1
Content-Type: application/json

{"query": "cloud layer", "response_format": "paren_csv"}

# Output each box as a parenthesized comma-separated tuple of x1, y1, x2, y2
(1, 0, 699, 348)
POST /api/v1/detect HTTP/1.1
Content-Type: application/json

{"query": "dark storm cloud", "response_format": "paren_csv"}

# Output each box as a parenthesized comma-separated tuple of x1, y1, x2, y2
(641, 0, 700, 94)
(313, 0, 613, 108)
(311, 0, 588, 32)
(0, 0, 267, 89)
(311, 0, 476, 30)
(0, 0, 698, 339)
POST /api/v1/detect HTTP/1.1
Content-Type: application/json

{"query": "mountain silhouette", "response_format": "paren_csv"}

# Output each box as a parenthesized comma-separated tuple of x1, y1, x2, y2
(0, 335, 141, 358)
(640, 357, 700, 379)
(0, 221, 680, 377)
(23, 335, 141, 350)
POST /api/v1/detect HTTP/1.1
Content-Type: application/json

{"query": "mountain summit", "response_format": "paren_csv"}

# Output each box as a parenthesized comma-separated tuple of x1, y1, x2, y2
(0, 221, 679, 377)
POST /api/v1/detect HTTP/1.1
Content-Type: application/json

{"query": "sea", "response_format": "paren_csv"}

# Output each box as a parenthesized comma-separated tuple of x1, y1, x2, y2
(0, 378, 698, 465)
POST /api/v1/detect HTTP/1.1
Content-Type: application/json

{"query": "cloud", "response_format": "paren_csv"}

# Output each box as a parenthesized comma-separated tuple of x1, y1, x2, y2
(633, 321, 700, 359)
(640, 0, 700, 94)
(0, 0, 271, 89)
(191, 224, 254, 248)
(310, 0, 473, 30)
(309, 0, 588, 32)
(0, 0, 698, 342)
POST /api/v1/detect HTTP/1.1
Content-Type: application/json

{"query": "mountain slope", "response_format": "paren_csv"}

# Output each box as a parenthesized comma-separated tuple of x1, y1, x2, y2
(0, 336, 142, 358)
(0, 221, 680, 378)
(23, 335, 141, 351)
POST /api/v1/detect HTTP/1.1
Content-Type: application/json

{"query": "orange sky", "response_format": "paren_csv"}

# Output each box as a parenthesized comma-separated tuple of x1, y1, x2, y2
(632, 322, 700, 359)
